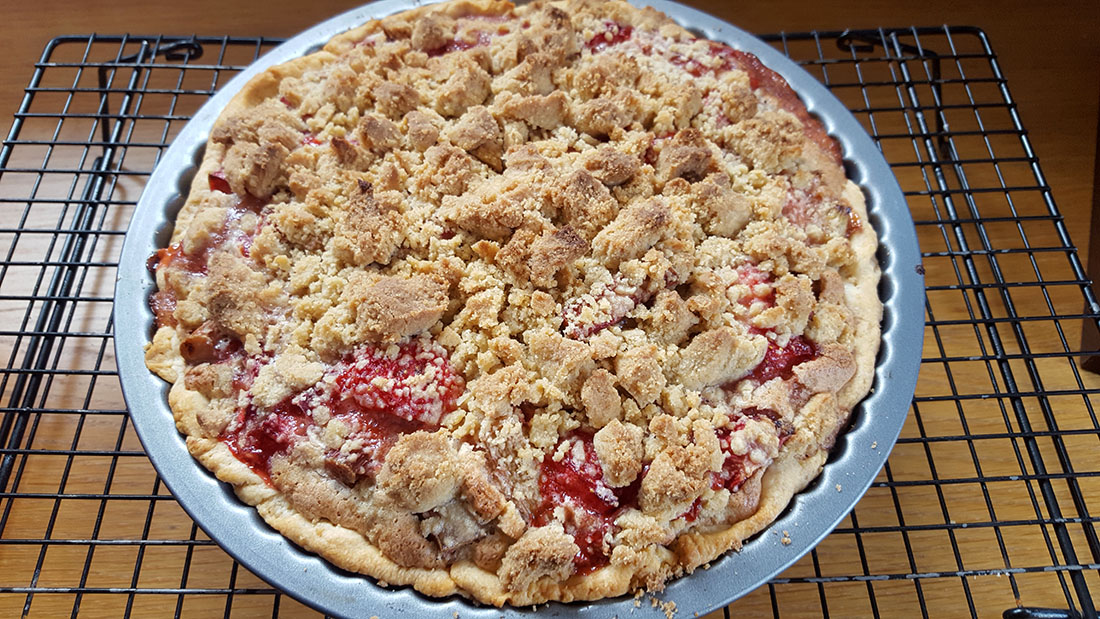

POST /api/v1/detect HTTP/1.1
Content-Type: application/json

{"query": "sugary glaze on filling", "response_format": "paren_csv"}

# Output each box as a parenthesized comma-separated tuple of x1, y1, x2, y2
(143, 0, 880, 606)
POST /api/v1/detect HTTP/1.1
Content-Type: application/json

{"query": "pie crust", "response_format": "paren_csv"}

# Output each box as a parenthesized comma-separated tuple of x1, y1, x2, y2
(144, 0, 882, 606)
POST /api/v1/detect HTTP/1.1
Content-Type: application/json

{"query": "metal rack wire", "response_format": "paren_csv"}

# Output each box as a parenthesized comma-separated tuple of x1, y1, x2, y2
(0, 26, 1097, 618)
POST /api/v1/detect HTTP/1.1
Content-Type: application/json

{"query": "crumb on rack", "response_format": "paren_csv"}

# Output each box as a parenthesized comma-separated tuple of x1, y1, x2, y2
(781, 530, 792, 545)
(647, 594, 678, 619)
(836, 483, 842, 492)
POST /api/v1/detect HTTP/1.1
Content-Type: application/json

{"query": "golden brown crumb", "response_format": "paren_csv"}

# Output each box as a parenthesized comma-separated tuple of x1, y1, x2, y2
(345, 273, 449, 344)
(498, 523, 579, 591)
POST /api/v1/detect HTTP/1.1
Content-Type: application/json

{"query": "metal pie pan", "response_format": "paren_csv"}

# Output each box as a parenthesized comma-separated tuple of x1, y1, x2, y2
(114, 1, 924, 616)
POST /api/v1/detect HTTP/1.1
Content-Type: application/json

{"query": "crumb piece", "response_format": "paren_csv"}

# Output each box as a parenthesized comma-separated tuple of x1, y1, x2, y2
(448, 105, 503, 171)
(377, 431, 460, 513)
(373, 82, 420, 119)
(359, 115, 401, 154)
(615, 344, 665, 407)
(657, 128, 714, 183)
(593, 419, 644, 487)
(345, 273, 448, 344)
(729, 110, 803, 173)
(582, 368, 622, 428)
(204, 252, 269, 338)
(421, 144, 476, 196)
(592, 198, 668, 268)
(574, 52, 640, 99)
(498, 523, 579, 591)
(433, 53, 492, 118)
(677, 327, 766, 391)
(501, 91, 567, 130)
(410, 12, 454, 51)
(553, 170, 618, 241)
(690, 173, 752, 237)
(639, 449, 707, 515)
(404, 110, 440, 151)
(332, 181, 404, 266)
(501, 226, 589, 288)
(573, 97, 631, 138)
(584, 146, 639, 187)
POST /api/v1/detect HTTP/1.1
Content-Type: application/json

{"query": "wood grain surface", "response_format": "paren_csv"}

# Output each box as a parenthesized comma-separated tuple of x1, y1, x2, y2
(0, 1, 1098, 618)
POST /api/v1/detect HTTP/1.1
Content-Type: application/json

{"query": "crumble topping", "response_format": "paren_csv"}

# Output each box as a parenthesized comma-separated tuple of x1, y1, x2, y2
(145, 0, 880, 607)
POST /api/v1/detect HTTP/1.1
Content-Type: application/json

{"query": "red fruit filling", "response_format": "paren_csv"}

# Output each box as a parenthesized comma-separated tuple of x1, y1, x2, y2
(323, 406, 428, 485)
(331, 339, 464, 427)
(735, 264, 776, 307)
(208, 171, 233, 194)
(223, 396, 312, 481)
(681, 497, 703, 522)
(838, 202, 863, 237)
(586, 21, 632, 52)
(711, 409, 796, 494)
(712, 423, 749, 491)
(220, 339, 463, 486)
(534, 432, 642, 575)
(208, 167, 269, 211)
(320, 340, 463, 484)
(148, 200, 266, 329)
(148, 290, 178, 328)
(747, 335, 817, 384)
(783, 183, 862, 239)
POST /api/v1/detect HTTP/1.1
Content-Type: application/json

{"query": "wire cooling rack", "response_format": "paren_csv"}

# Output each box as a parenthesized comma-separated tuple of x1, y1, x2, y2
(0, 25, 1097, 619)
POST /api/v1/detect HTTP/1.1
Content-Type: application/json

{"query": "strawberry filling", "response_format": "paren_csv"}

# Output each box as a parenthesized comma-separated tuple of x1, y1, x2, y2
(713, 422, 749, 491)
(223, 396, 312, 482)
(208, 170, 269, 212)
(534, 432, 642, 575)
(747, 335, 817, 384)
(330, 340, 464, 426)
(735, 264, 776, 307)
(585, 21, 633, 52)
(681, 496, 704, 522)
(712, 409, 796, 494)
(319, 340, 464, 484)
(208, 171, 233, 194)
(148, 290, 178, 328)
(323, 406, 427, 485)
(220, 339, 462, 486)
(643, 131, 676, 166)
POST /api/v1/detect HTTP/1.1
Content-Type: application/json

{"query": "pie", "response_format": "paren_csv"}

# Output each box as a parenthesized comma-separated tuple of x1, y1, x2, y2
(143, 0, 881, 606)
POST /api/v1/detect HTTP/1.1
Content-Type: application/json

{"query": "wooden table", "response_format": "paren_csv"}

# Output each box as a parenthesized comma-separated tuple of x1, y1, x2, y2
(1, 1, 1098, 617)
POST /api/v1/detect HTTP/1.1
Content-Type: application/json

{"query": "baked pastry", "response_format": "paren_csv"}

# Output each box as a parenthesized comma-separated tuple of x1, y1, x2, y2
(144, 0, 881, 606)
